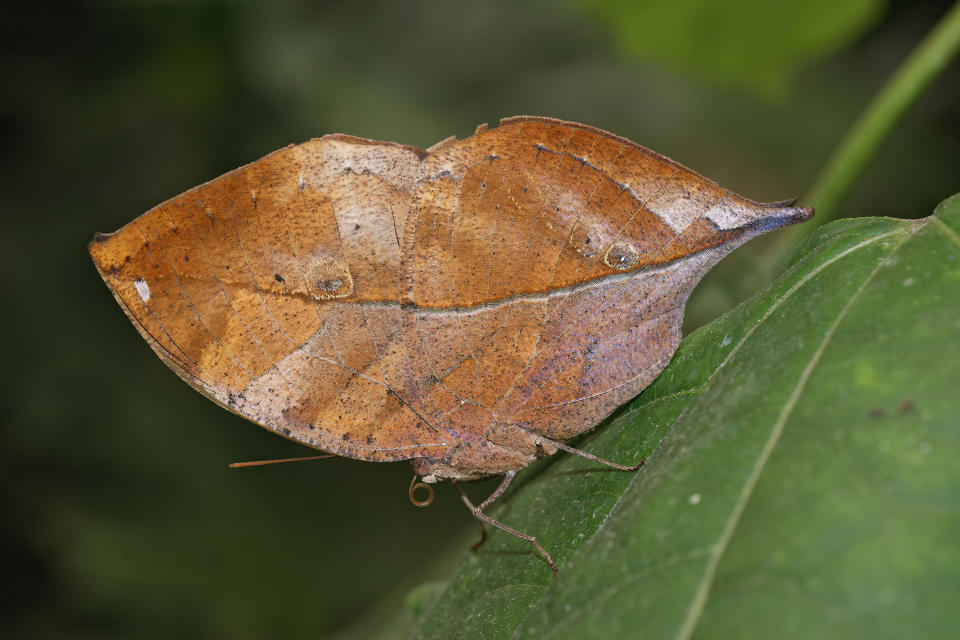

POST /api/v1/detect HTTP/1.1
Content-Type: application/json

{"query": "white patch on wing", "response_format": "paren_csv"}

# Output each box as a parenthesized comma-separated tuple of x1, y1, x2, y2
(645, 195, 700, 233)
(704, 201, 757, 230)
(647, 193, 762, 233)
(647, 198, 694, 233)
(134, 278, 150, 303)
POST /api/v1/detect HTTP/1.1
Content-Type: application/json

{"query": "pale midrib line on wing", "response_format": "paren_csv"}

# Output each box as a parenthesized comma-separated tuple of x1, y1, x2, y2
(674, 223, 920, 640)
(509, 226, 905, 640)
(362, 258, 678, 316)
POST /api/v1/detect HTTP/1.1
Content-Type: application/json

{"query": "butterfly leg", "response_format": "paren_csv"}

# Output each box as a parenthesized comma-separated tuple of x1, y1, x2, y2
(453, 481, 487, 551)
(455, 471, 558, 575)
(454, 469, 515, 550)
(539, 436, 646, 471)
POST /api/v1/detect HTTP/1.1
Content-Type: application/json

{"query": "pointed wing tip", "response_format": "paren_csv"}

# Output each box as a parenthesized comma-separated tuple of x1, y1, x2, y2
(784, 205, 815, 224)
(762, 198, 814, 223)
(752, 205, 815, 233)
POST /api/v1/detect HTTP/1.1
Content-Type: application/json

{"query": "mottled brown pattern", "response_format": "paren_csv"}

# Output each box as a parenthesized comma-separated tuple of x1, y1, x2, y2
(89, 116, 811, 482)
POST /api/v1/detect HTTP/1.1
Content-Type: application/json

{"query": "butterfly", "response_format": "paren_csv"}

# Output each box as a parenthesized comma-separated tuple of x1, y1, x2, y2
(89, 116, 812, 573)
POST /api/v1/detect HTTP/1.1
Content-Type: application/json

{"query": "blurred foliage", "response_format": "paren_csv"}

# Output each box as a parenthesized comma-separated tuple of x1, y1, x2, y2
(1, 0, 957, 638)
(571, 0, 887, 94)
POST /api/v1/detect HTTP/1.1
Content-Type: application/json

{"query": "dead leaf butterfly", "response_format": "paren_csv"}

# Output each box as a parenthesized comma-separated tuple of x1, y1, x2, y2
(89, 117, 812, 573)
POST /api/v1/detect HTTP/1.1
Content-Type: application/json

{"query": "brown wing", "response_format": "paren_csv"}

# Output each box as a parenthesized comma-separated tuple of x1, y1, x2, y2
(398, 117, 811, 477)
(90, 117, 811, 477)
(89, 136, 453, 462)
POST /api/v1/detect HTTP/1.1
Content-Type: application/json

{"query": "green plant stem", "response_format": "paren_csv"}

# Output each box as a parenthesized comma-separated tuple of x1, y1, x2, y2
(784, 1, 960, 243)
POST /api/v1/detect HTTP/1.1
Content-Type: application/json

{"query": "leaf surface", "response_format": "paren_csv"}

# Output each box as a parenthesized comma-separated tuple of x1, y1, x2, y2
(411, 195, 960, 639)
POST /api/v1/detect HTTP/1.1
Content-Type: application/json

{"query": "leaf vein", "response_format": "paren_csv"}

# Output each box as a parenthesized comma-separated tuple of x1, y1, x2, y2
(930, 216, 960, 248)
(509, 226, 906, 639)
(674, 223, 921, 640)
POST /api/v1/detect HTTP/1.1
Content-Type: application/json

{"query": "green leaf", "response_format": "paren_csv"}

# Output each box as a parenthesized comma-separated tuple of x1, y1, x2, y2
(571, 0, 886, 94)
(410, 194, 960, 639)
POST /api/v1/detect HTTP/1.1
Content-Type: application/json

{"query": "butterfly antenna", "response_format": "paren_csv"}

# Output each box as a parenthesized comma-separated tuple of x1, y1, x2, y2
(228, 454, 334, 469)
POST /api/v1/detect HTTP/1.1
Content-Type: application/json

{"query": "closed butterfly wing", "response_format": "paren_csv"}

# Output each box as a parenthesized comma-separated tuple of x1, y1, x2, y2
(89, 135, 454, 463)
(90, 117, 811, 481)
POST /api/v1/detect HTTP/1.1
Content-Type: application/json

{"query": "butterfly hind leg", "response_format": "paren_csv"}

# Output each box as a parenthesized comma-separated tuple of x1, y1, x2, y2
(453, 470, 558, 575)
(539, 435, 646, 471)
(450, 436, 645, 575)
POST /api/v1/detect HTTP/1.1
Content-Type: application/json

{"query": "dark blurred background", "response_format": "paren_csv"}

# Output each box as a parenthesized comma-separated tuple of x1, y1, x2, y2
(2, 1, 957, 638)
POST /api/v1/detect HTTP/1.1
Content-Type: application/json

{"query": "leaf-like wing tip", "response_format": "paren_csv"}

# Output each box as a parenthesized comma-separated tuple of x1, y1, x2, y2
(786, 205, 815, 223)
(753, 205, 815, 232)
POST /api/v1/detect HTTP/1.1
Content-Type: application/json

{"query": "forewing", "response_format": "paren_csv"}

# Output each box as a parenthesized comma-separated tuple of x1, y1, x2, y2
(405, 117, 809, 445)
(89, 137, 452, 462)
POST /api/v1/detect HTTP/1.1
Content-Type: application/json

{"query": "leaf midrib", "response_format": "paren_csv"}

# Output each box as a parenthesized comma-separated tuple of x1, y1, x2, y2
(674, 223, 918, 639)
(509, 225, 910, 640)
